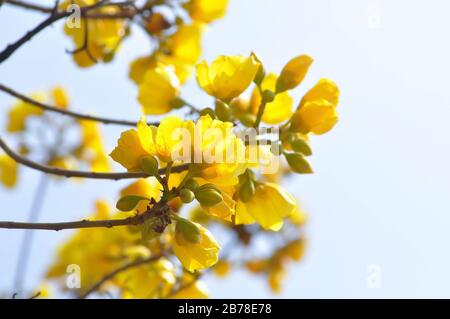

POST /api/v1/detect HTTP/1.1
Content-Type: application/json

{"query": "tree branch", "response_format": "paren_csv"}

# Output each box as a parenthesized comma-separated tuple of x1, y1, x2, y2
(0, 83, 151, 126)
(4, 0, 150, 19)
(0, 136, 190, 180)
(0, 201, 167, 231)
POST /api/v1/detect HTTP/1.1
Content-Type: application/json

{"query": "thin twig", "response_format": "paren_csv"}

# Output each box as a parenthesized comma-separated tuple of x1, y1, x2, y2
(79, 254, 165, 299)
(0, 201, 167, 231)
(0, 136, 190, 180)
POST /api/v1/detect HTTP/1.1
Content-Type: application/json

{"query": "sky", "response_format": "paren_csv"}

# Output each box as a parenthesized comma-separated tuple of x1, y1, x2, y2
(1, 0, 450, 298)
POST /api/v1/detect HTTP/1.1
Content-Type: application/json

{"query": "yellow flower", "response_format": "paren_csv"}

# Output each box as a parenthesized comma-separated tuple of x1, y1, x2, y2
(187, 0, 228, 23)
(196, 54, 259, 101)
(110, 117, 157, 171)
(276, 55, 314, 92)
(173, 222, 220, 272)
(79, 121, 110, 172)
(170, 280, 210, 299)
(62, 1, 126, 67)
(166, 23, 204, 65)
(138, 64, 180, 115)
(118, 258, 176, 298)
(111, 115, 247, 186)
(300, 78, 340, 107)
(0, 154, 18, 188)
(290, 99, 338, 135)
(129, 23, 203, 86)
(51, 86, 69, 109)
(235, 183, 296, 230)
(250, 73, 293, 124)
(129, 56, 153, 85)
(7, 93, 45, 132)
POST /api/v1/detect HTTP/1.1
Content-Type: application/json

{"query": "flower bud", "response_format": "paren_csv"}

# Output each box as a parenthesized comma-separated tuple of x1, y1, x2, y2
(285, 153, 313, 174)
(290, 138, 312, 156)
(276, 55, 314, 93)
(195, 185, 223, 207)
(215, 100, 231, 122)
(116, 195, 150, 212)
(239, 179, 255, 203)
(180, 188, 195, 203)
(140, 155, 159, 176)
(183, 178, 199, 192)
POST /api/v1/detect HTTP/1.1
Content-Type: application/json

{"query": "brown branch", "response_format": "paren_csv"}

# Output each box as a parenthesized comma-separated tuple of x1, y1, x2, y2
(0, 83, 156, 127)
(0, 136, 190, 180)
(79, 254, 165, 299)
(4, 0, 150, 19)
(0, 0, 136, 63)
(0, 200, 166, 231)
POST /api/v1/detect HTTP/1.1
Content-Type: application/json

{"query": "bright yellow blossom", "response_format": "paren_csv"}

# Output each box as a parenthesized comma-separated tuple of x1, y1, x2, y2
(187, 0, 228, 23)
(290, 99, 338, 135)
(235, 182, 296, 230)
(196, 54, 259, 101)
(111, 115, 247, 186)
(7, 93, 45, 132)
(0, 154, 17, 188)
(250, 73, 293, 124)
(173, 222, 220, 272)
(300, 78, 340, 107)
(276, 55, 313, 92)
(110, 117, 157, 171)
(138, 64, 181, 115)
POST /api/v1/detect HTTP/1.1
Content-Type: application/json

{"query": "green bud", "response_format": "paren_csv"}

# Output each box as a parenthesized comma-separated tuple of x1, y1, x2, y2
(195, 186, 223, 207)
(197, 183, 222, 193)
(239, 179, 255, 203)
(200, 107, 217, 119)
(175, 217, 201, 244)
(261, 89, 275, 103)
(180, 188, 195, 203)
(140, 156, 159, 176)
(291, 138, 312, 156)
(285, 153, 313, 174)
(239, 113, 256, 127)
(116, 195, 150, 212)
(183, 179, 199, 192)
(215, 100, 231, 122)
(170, 97, 186, 109)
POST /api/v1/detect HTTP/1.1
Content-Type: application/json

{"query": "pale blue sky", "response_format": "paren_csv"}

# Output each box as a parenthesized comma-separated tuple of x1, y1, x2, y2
(1, 0, 450, 298)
